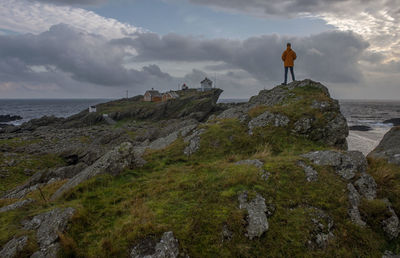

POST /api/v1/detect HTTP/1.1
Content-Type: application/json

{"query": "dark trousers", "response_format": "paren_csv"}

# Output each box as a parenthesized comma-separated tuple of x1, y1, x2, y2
(284, 66, 295, 84)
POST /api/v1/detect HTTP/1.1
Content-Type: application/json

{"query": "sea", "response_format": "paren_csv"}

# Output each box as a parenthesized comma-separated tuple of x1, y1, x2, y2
(1, 98, 400, 155)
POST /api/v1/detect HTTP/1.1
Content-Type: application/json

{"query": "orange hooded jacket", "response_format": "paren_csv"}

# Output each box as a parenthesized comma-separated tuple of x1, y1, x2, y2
(282, 46, 297, 67)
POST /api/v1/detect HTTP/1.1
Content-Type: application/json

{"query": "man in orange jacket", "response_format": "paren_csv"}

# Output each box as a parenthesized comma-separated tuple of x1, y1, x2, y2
(281, 43, 297, 85)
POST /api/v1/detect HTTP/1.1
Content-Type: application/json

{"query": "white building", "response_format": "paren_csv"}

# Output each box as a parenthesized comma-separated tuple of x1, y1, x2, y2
(199, 77, 213, 92)
(89, 106, 97, 113)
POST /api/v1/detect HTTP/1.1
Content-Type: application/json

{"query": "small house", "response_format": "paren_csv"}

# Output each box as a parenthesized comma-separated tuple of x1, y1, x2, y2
(89, 106, 97, 113)
(181, 83, 189, 90)
(200, 77, 213, 92)
(162, 91, 179, 102)
(144, 89, 162, 102)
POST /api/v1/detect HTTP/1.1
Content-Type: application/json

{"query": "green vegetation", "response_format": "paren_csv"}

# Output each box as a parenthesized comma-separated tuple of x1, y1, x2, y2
(0, 153, 65, 193)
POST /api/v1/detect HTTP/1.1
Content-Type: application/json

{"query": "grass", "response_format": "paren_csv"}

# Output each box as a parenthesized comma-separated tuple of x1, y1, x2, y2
(0, 153, 66, 194)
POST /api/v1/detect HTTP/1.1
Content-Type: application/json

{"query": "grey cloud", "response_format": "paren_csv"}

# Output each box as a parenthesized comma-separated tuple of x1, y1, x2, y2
(33, 0, 106, 6)
(127, 30, 369, 83)
(183, 0, 395, 18)
(0, 24, 171, 88)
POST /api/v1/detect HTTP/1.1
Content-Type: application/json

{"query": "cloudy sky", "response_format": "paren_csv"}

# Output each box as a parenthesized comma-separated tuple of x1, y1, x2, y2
(0, 0, 399, 99)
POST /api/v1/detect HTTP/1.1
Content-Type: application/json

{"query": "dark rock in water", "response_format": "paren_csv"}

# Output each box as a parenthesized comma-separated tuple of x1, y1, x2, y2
(0, 115, 22, 122)
(349, 125, 373, 131)
(383, 118, 400, 126)
(19, 115, 64, 131)
(368, 126, 400, 165)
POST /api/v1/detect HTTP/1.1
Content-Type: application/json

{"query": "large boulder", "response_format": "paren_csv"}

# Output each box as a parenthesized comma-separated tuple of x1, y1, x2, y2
(216, 79, 348, 149)
(368, 126, 400, 165)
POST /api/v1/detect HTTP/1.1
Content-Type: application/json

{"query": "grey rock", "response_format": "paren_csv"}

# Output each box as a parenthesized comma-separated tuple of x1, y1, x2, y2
(311, 100, 331, 110)
(238, 191, 269, 239)
(382, 200, 400, 240)
(322, 113, 349, 150)
(235, 159, 263, 169)
(293, 117, 314, 134)
(383, 250, 400, 258)
(302, 150, 367, 180)
(250, 79, 330, 105)
(0, 236, 28, 258)
(216, 106, 250, 123)
(3, 183, 44, 199)
(0, 199, 34, 213)
(347, 183, 366, 227)
(23, 207, 75, 257)
(3, 163, 88, 200)
(307, 208, 334, 250)
(148, 124, 197, 151)
(221, 225, 233, 242)
(248, 111, 290, 135)
(297, 161, 318, 182)
(183, 129, 205, 156)
(369, 126, 400, 165)
(130, 231, 180, 258)
(354, 174, 377, 200)
(51, 142, 135, 200)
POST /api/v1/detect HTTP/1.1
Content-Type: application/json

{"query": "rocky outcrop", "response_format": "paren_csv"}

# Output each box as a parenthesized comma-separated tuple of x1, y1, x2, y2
(297, 161, 318, 182)
(183, 129, 205, 156)
(23, 207, 75, 257)
(216, 106, 250, 123)
(382, 200, 400, 240)
(347, 183, 366, 226)
(148, 124, 197, 151)
(302, 150, 367, 180)
(302, 150, 377, 227)
(3, 163, 87, 199)
(107, 89, 223, 123)
(354, 174, 377, 200)
(130, 231, 180, 258)
(0, 199, 34, 213)
(51, 142, 135, 200)
(0, 236, 28, 258)
(212, 79, 348, 149)
(382, 250, 400, 258)
(249, 79, 330, 105)
(238, 191, 269, 239)
(0, 115, 22, 123)
(307, 208, 334, 249)
(368, 126, 400, 166)
(248, 111, 290, 135)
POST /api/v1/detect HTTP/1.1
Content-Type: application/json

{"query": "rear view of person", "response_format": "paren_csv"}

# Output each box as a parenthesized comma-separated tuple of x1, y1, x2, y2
(281, 43, 297, 85)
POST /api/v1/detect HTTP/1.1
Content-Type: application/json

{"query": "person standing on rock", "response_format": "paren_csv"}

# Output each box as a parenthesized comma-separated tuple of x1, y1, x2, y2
(281, 43, 297, 85)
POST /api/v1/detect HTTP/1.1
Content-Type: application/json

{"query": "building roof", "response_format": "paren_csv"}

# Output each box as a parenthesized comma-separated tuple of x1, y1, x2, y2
(168, 91, 179, 98)
(145, 90, 161, 97)
(201, 77, 212, 84)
